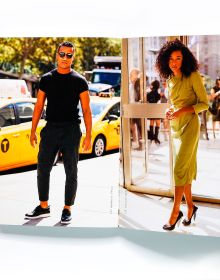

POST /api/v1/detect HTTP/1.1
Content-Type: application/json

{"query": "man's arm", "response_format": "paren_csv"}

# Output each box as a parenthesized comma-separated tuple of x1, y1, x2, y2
(79, 90, 92, 151)
(30, 90, 46, 147)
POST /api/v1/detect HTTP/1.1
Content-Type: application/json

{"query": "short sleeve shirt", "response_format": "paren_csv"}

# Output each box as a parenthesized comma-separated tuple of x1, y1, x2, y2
(39, 69, 88, 123)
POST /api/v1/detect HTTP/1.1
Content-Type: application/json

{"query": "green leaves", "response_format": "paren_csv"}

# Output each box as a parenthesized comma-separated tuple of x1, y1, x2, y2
(0, 37, 121, 77)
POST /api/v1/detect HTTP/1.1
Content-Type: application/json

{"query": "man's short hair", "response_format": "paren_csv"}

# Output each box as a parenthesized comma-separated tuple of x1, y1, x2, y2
(57, 41, 75, 53)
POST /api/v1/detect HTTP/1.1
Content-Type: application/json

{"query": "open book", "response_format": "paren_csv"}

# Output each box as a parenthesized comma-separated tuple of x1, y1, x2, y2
(0, 36, 220, 238)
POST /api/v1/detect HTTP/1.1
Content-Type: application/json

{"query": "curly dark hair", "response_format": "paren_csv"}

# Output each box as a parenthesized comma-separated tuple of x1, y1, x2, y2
(155, 39, 199, 79)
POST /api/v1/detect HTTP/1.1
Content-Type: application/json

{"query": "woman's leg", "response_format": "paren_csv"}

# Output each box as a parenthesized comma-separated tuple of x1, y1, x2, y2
(202, 111, 209, 140)
(168, 186, 184, 225)
(183, 184, 194, 219)
(131, 119, 139, 148)
(213, 120, 216, 138)
(131, 121, 138, 142)
(154, 119, 161, 144)
(149, 120, 154, 140)
(155, 119, 161, 127)
(150, 119, 154, 128)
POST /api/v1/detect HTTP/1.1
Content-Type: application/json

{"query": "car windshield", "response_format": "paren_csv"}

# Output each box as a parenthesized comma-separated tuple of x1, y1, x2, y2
(79, 101, 109, 118)
(92, 72, 120, 86)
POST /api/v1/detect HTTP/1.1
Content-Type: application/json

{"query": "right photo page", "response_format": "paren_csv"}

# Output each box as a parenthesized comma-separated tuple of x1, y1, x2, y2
(119, 36, 220, 237)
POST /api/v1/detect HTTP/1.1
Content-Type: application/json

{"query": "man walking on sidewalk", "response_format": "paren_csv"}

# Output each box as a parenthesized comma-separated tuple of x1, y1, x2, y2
(25, 41, 92, 224)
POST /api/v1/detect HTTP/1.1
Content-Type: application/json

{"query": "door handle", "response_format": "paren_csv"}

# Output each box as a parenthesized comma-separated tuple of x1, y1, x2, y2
(12, 133, 20, 138)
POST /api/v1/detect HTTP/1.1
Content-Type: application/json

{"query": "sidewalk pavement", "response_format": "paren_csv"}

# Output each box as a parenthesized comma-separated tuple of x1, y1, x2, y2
(119, 128, 220, 237)
(119, 190, 220, 237)
(0, 126, 219, 237)
(0, 152, 119, 228)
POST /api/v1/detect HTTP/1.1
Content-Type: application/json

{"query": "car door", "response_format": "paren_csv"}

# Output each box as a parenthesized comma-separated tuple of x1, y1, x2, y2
(15, 101, 46, 164)
(0, 104, 21, 170)
(104, 102, 120, 149)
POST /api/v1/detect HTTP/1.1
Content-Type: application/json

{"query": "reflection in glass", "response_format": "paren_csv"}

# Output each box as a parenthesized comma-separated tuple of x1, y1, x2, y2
(187, 35, 220, 199)
(132, 37, 171, 191)
(128, 38, 147, 182)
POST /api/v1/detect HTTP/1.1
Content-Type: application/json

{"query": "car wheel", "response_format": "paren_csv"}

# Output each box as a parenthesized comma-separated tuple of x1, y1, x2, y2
(93, 136, 105, 157)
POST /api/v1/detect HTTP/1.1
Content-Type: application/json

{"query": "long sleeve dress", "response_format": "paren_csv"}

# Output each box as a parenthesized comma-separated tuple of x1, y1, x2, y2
(167, 71, 209, 186)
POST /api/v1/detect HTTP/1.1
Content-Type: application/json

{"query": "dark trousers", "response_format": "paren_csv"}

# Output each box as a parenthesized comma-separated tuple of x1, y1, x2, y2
(37, 122, 81, 206)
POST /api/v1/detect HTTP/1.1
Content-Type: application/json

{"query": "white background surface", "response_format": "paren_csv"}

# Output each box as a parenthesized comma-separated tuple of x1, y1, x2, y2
(1, 0, 220, 279)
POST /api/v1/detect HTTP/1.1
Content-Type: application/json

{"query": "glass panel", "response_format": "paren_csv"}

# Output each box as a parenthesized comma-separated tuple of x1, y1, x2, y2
(16, 102, 35, 123)
(128, 38, 147, 182)
(133, 36, 171, 191)
(0, 105, 16, 127)
(92, 72, 120, 85)
(188, 35, 220, 199)
(145, 36, 167, 84)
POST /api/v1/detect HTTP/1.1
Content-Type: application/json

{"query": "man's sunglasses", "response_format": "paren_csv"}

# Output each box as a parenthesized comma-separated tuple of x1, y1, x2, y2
(58, 52, 73, 59)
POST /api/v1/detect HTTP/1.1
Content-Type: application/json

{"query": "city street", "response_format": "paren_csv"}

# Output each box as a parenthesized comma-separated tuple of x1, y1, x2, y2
(0, 151, 119, 228)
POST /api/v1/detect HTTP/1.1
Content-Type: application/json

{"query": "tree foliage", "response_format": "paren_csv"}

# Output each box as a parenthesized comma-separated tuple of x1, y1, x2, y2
(0, 37, 121, 77)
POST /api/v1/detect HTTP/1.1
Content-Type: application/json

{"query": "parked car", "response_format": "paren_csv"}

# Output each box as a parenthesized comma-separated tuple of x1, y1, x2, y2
(0, 96, 121, 171)
(89, 69, 121, 96)
(0, 98, 46, 171)
(79, 96, 120, 157)
(88, 83, 115, 97)
(86, 56, 121, 97)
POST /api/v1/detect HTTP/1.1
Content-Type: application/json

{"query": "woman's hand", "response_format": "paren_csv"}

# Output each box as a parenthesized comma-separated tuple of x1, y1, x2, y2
(166, 107, 182, 120)
(165, 107, 174, 119)
(166, 106, 195, 120)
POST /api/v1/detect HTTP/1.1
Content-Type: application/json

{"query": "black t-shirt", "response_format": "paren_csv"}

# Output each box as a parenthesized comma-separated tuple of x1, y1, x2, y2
(39, 69, 88, 123)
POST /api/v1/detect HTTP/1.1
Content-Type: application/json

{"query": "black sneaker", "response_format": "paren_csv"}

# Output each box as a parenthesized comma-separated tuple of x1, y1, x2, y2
(25, 205, 50, 219)
(61, 208, 72, 224)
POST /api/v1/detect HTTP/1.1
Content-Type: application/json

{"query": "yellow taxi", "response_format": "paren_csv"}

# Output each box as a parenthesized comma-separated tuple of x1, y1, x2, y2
(79, 96, 120, 157)
(0, 96, 120, 171)
(0, 98, 46, 171)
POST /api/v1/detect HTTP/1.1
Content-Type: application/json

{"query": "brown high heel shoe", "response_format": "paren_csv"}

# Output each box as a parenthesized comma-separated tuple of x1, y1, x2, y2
(182, 205, 198, 226)
(163, 211, 183, 231)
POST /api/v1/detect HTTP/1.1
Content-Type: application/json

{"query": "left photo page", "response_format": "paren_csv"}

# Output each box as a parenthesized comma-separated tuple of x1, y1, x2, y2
(0, 37, 121, 227)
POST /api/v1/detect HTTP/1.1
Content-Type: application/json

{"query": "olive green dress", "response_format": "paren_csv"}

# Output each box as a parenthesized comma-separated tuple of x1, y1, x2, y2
(167, 71, 209, 186)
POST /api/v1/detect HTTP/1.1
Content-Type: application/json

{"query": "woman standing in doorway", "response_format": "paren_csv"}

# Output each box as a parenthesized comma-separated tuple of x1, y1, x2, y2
(155, 39, 209, 231)
(147, 80, 161, 144)
(210, 78, 220, 137)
